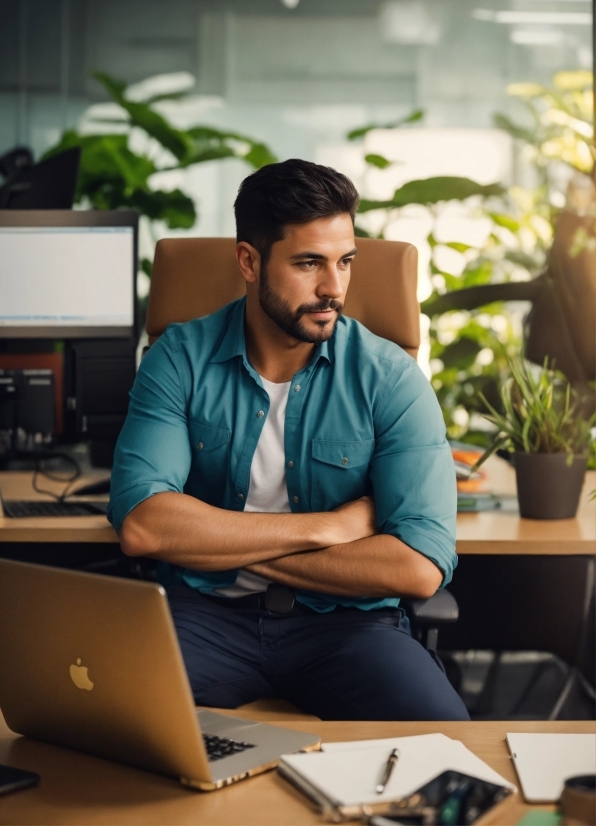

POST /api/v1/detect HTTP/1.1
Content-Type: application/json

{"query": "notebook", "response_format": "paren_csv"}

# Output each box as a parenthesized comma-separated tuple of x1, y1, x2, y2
(507, 733, 596, 803)
(279, 734, 516, 819)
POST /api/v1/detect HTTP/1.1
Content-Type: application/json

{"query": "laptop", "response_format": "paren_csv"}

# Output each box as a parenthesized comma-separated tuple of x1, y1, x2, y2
(0, 559, 320, 790)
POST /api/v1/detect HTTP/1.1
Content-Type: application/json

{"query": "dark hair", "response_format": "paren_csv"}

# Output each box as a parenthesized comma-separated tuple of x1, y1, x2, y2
(234, 159, 359, 263)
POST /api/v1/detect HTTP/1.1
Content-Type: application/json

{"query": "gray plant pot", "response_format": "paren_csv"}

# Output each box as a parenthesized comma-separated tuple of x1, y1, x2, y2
(514, 452, 587, 520)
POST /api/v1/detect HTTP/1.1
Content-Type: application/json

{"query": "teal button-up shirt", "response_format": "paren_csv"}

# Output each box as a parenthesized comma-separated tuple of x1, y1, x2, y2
(108, 297, 457, 612)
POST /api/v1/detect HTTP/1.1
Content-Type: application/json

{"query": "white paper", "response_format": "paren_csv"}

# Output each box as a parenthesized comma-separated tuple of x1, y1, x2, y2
(507, 733, 596, 803)
(281, 734, 515, 808)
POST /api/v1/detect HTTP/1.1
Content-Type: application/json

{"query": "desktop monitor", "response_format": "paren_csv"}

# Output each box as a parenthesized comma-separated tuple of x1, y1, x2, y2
(0, 210, 138, 339)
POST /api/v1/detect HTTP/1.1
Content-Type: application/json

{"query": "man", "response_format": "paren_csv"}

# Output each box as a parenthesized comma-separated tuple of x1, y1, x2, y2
(108, 159, 469, 721)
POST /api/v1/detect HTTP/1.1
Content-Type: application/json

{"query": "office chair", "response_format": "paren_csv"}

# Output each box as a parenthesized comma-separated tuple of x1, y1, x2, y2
(146, 236, 459, 680)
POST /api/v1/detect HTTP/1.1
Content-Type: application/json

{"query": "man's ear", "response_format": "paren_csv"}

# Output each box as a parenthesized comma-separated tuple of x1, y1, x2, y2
(236, 242, 261, 285)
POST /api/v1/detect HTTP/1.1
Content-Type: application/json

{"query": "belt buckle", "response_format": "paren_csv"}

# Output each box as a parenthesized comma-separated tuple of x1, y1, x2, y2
(264, 584, 295, 613)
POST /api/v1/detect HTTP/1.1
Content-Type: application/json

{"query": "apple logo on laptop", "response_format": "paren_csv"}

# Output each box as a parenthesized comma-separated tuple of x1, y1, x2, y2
(70, 658, 94, 691)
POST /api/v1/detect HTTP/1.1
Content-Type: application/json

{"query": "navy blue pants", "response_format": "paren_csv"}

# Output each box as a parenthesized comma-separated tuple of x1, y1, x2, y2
(167, 586, 470, 721)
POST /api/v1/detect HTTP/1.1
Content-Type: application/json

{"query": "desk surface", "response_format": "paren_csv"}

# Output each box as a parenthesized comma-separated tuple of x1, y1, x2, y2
(1, 460, 594, 554)
(0, 710, 593, 826)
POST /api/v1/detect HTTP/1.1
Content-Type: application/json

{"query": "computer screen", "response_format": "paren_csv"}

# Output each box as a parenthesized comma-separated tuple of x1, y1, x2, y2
(0, 211, 137, 338)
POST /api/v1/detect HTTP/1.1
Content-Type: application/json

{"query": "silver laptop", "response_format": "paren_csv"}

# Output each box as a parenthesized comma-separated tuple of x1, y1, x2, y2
(0, 559, 320, 790)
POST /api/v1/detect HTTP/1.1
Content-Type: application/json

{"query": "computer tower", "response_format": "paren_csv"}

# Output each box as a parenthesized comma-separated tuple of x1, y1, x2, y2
(64, 340, 136, 468)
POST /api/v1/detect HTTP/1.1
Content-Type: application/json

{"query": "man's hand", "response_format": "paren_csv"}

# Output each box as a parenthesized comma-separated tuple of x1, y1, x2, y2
(332, 496, 378, 545)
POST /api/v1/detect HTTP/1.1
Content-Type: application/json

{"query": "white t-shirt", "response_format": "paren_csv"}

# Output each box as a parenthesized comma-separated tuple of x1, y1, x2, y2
(214, 376, 291, 597)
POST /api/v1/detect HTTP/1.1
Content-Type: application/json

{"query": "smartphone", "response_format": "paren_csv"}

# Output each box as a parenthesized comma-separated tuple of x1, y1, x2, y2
(0, 764, 40, 796)
(368, 770, 512, 826)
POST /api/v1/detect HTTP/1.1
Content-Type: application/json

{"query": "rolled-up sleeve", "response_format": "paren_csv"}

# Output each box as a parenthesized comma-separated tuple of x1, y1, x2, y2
(107, 328, 191, 533)
(370, 360, 457, 586)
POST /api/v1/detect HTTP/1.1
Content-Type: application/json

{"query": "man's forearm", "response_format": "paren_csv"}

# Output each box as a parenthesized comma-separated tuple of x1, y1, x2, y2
(247, 534, 444, 599)
(118, 492, 376, 570)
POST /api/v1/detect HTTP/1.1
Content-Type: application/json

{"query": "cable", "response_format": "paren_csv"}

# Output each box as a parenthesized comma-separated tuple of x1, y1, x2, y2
(31, 452, 81, 502)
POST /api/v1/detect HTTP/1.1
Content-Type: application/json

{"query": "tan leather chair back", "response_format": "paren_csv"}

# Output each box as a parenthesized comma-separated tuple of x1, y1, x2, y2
(147, 237, 420, 357)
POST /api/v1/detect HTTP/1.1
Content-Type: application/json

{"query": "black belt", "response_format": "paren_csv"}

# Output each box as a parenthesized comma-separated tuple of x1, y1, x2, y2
(202, 583, 299, 613)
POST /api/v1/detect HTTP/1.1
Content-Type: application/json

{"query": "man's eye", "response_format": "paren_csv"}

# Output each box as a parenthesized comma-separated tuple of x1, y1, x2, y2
(299, 260, 317, 269)
(340, 257, 354, 268)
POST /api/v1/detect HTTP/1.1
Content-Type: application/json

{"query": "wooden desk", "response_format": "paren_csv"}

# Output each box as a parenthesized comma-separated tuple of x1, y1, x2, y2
(0, 470, 115, 544)
(1, 460, 595, 552)
(457, 459, 596, 556)
(0, 710, 593, 826)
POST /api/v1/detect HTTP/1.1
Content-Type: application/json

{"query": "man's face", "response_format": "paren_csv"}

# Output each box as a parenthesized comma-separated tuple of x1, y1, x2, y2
(257, 214, 356, 344)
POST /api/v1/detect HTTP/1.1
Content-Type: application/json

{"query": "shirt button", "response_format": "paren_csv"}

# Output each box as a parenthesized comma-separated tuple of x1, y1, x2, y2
(237, 493, 244, 500)
(197, 442, 204, 450)
(257, 410, 264, 418)
(341, 456, 349, 465)
(287, 460, 294, 468)
(294, 384, 301, 392)
(293, 495, 299, 504)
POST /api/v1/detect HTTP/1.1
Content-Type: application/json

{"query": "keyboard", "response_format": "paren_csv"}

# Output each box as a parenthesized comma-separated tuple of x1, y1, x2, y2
(1, 500, 109, 518)
(202, 733, 256, 762)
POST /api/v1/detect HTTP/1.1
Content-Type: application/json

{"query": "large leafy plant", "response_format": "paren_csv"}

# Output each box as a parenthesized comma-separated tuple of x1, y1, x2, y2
(429, 71, 594, 442)
(347, 72, 593, 445)
(346, 113, 518, 440)
(43, 72, 277, 277)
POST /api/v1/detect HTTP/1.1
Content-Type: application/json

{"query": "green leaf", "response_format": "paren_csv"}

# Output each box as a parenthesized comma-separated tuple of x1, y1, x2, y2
(186, 127, 277, 169)
(493, 113, 537, 144)
(364, 153, 392, 169)
(488, 212, 521, 232)
(144, 90, 192, 105)
(440, 337, 481, 370)
(179, 145, 236, 167)
(92, 72, 127, 98)
(470, 435, 510, 473)
(93, 72, 192, 162)
(348, 109, 424, 140)
(394, 177, 505, 205)
(242, 142, 277, 169)
(358, 177, 505, 212)
(127, 188, 196, 229)
(443, 241, 473, 253)
(460, 260, 494, 287)
(140, 257, 153, 277)
(354, 225, 372, 238)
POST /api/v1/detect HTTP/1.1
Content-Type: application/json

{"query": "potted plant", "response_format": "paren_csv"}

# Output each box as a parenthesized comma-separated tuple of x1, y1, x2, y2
(472, 355, 595, 519)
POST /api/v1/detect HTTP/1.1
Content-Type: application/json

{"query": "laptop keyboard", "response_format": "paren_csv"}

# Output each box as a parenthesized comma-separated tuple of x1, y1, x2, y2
(1, 500, 109, 517)
(203, 733, 256, 762)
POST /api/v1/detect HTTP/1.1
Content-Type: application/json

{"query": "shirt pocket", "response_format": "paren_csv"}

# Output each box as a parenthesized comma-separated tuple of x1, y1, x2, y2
(186, 421, 232, 506)
(311, 438, 375, 511)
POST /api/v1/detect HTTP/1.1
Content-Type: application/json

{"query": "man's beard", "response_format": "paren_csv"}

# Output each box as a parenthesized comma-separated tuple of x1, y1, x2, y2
(258, 264, 343, 344)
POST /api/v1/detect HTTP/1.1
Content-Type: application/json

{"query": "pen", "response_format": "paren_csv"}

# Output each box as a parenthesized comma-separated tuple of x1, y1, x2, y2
(375, 747, 400, 794)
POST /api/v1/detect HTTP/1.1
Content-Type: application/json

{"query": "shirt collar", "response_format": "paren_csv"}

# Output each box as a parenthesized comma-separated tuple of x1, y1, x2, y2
(210, 296, 334, 368)
(211, 297, 247, 364)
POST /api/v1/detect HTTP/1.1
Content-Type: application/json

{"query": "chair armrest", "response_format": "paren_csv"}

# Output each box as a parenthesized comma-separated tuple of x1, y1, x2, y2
(401, 590, 459, 626)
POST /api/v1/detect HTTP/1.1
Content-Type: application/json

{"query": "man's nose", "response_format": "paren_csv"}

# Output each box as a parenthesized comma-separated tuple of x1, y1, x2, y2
(316, 263, 344, 299)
